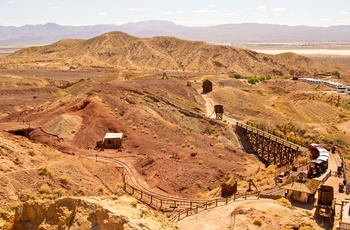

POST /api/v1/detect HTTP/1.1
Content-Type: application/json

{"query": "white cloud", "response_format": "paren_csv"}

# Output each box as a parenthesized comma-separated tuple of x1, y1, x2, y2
(98, 12, 107, 15)
(128, 8, 145, 11)
(273, 8, 286, 12)
(7, 1, 14, 4)
(194, 9, 210, 13)
(257, 6, 266, 11)
(164, 11, 183, 15)
(338, 11, 348, 15)
(51, 6, 61, 10)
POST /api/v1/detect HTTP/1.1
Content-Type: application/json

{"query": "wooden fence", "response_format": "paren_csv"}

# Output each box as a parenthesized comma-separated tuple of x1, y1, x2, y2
(123, 181, 260, 221)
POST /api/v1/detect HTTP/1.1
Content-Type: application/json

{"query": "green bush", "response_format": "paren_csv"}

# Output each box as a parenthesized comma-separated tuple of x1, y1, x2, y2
(284, 75, 291, 79)
(233, 73, 242, 79)
(332, 70, 340, 78)
(248, 77, 259, 84)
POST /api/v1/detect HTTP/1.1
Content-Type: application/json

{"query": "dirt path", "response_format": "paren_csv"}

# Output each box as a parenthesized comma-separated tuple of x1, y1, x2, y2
(201, 92, 242, 149)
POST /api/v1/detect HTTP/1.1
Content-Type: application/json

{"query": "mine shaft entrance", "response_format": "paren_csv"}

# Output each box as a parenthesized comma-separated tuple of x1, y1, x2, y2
(8, 128, 34, 137)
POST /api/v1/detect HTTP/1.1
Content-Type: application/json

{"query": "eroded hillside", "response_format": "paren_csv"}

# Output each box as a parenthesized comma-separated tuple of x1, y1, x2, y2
(1, 31, 348, 76)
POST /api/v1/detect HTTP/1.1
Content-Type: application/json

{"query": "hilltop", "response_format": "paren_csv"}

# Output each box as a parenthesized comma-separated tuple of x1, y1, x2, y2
(1, 31, 347, 77)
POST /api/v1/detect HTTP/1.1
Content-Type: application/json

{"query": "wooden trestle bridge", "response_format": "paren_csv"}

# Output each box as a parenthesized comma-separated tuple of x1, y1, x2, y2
(236, 122, 308, 166)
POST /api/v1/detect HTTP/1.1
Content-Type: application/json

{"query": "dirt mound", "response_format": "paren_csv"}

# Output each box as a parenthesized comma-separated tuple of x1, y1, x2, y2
(1, 196, 177, 230)
(1, 31, 345, 76)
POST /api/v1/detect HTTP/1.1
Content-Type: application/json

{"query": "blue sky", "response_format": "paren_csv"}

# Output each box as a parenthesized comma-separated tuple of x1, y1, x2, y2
(1, 0, 349, 27)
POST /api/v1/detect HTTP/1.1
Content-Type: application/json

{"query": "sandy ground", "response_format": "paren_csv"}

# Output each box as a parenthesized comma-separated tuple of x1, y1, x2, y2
(177, 198, 323, 230)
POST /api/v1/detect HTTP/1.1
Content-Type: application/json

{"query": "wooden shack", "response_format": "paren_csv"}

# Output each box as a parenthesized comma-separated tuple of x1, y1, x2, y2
(221, 177, 237, 197)
(202, 80, 213, 93)
(102, 133, 123, 149)
(280, 172, 322, 203)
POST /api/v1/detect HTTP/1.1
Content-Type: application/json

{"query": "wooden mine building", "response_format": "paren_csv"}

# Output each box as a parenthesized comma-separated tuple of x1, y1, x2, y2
(202, 80, 213, 93)
(102, 133, 123, 149)
(214, 105, 224, 120)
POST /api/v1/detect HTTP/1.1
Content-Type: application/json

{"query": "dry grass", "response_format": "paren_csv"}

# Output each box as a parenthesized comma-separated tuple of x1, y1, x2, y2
(59, 175, 71, 185)
(39, 185, 52, 194)
(38, 165, 54, 177)
(276, 197, 292, 207)
(19, 189, 38, 202)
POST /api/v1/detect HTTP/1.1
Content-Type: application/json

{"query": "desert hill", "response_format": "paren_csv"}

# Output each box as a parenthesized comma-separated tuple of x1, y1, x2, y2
(1, 69, 349, 228)
(1, 31, 344, 76)
(1, 32, 350, 229)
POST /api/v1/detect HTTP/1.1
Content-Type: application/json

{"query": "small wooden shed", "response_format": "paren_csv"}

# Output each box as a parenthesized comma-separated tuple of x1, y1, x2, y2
(221, 177, 237, 197)
(202, 80, 213, 93)
(102, 133, 123, 149)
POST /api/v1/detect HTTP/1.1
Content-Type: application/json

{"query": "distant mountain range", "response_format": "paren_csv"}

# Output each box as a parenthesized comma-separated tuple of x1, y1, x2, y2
(1, 20, 350, 46)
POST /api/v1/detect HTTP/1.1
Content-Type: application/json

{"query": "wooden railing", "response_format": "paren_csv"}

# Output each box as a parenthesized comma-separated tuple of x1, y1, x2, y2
(123, 181, 260, 221)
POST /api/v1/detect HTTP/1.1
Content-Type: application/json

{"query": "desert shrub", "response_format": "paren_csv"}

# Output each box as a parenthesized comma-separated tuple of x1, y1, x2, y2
(247, 77, 259, 85)
(253, 217, 264, 226)
(233, 73, 242, 79)
(266, 165, 277, 174)
(198, 160, 203, 165)
(332, 70, 340, 78)
(53, 189, 64, 198)
(342, 103, 350, 111)
(197, 192, 208, 199)
(275, 121, 306, 137)
(323, 132, 350, 147)
(98, 186, 105, 193)
(76, 187, 87, 195)
(298, 157, 310, 165)
(38, 165, 53, 177)
(276, 197, 292, 207)
(214, 142, 225, 149)
(265, 74, 272, 80)
(39, 185, 52, 194)
(218, 153, 225, 159)
(28, 149, 36, 156)
(284, 75, 291, 79)
(19, 189, 38, 202)
(59, 175, 71, 185)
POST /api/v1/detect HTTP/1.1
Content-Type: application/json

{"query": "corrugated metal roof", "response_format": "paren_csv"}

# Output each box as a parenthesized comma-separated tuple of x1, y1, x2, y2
(104, 133, 123, 139)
